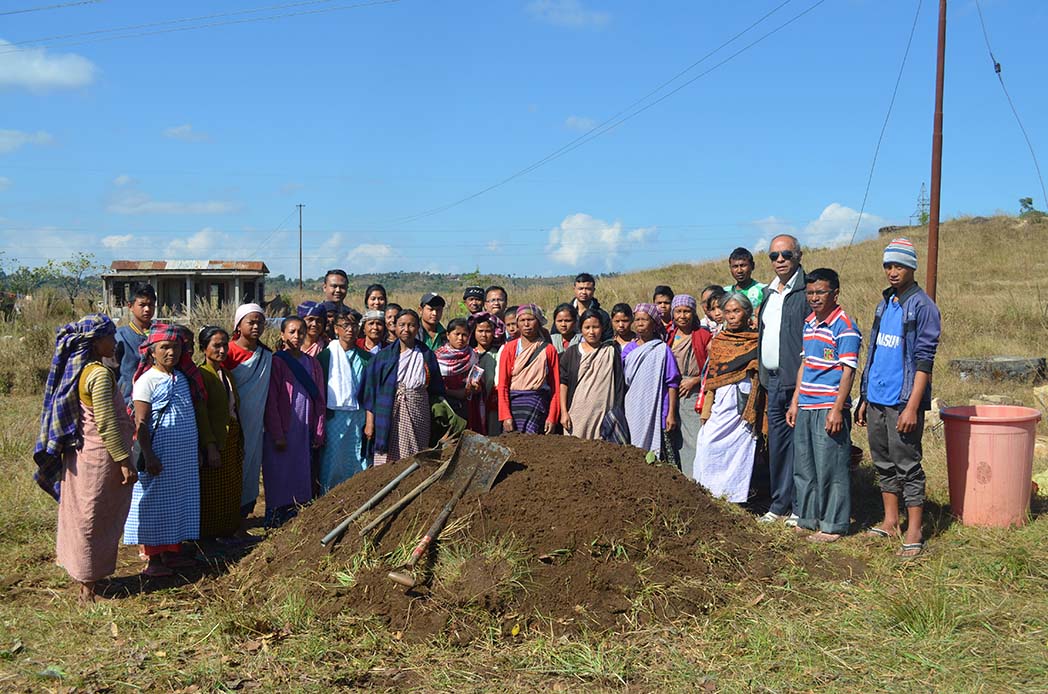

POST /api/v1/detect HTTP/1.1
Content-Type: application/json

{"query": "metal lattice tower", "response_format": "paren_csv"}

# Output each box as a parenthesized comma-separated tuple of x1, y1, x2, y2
(910, 182, 930, 226)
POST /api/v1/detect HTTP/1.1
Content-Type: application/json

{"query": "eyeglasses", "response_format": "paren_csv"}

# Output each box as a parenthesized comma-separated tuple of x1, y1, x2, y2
(805, 289, 832, 297)
(768, 250, 796, 262)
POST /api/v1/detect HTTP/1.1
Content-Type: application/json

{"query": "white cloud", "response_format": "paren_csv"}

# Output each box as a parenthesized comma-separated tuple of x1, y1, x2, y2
(526, 0, 609, 27)
(751, 215, 795, 251)
(564, 115, 596, 132)
(347, 242, 400, 272)
(0, 129, 53, 154)
(0, 39, 96, 91)
(802, 203, 889, 247)
(751, 203, 891, 251)
(101, 234, 134, 249)
(164, 227, 231, 257)
(0, 225, 82, 263)
(545, 212, 655, 269)
(163, 124, 210, 143)
(107, 180, 238, 215)
(0, 176, 10, 191)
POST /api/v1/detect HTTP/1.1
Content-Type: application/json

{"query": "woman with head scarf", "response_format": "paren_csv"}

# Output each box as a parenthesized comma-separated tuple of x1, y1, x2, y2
(358, 309, 388, 353)
(693, 292, 765, 503)
(558, 308, 626, 441)
(123, 323, 205, 577)
(196, 326, 244, 540)
(363, 309, 445, 465)
(621, 303, 681, 462)
(35, 314, 136, 603)
(667, 295, 713, 476)
(497, 304, 561, 434)
(222, 303, 272, 517)
(297, 301, 328, 357)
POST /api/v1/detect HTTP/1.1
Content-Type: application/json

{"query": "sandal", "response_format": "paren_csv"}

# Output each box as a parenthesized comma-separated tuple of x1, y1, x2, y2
(897, 541, 925, 559)
(807, 531, 842, 543)
(863, 527, 897, 539)
(141, 563, 174, 578)
(163, 554, 198, 569)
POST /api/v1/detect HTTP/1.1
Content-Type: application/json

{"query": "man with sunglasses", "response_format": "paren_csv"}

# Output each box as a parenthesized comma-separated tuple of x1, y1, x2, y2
(756, 235, 807, 525)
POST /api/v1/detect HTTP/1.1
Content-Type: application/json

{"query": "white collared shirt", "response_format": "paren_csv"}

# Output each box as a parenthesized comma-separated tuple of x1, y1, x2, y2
(760, 269, 801, 371)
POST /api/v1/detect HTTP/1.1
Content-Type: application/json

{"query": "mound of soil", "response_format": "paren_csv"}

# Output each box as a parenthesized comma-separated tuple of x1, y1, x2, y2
(229, 434, 814, 636)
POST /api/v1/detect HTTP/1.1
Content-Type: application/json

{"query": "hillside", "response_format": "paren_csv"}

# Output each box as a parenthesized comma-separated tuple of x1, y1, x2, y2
(290, 214, 1046, 359)
(0, 214, 1046, 690)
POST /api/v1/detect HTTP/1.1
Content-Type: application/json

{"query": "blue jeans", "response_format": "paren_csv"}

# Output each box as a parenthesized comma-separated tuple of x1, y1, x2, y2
(793, 408, 852, 535)
(765, 373, 795, 516)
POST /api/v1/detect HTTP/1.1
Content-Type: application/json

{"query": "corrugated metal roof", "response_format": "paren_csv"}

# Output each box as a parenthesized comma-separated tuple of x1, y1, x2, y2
(108, 260, 269, 273)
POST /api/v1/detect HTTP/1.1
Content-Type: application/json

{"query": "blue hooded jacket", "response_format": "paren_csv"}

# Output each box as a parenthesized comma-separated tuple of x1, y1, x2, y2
(859, 283, 941, 411)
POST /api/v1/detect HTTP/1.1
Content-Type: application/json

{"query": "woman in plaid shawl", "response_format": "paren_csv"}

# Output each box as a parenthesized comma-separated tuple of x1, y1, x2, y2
(35, 314, 138, 603)
(123, 324, 205, 577)
(363, 309, 445, 465)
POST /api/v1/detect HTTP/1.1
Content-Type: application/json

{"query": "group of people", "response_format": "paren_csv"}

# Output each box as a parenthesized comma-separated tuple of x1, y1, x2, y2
(33, 234, 941, 602)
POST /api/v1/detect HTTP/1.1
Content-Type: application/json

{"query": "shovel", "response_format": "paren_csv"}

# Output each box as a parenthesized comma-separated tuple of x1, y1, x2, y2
(357, 437, 464, 537)
(387, 433, 512, 588)
(320, 441, 453, 547)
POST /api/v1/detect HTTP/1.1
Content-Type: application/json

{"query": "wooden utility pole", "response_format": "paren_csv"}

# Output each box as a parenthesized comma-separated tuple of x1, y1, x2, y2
(926, 0, 946, 300)
(297, 203, 305, 291)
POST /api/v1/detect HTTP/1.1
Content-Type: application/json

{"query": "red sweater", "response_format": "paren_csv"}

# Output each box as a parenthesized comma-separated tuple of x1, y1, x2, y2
(496, 339, 561, 425)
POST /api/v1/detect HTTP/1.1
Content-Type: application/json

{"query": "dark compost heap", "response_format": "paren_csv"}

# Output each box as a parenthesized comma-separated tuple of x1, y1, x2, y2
(229, 434, 840, 636)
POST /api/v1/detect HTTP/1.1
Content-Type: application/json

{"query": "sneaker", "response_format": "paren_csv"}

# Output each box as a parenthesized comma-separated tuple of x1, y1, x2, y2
(758, 511, 783, 524)
(784, 514, 800, 528)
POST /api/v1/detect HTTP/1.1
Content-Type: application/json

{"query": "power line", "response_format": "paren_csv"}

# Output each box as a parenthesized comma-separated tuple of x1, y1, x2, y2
(0, 0, 402, 55)
(381, 0, 828, 226)
(974, 0, 1048, 211)
(2, 0, 339, 47)
(0, 0, 103, 17)
(841, 0, 923, 261)
(247, 209, 298, 257)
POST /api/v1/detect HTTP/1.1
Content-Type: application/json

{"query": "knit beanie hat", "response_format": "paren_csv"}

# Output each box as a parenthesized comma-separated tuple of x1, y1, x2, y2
(883, 237, 918, 270)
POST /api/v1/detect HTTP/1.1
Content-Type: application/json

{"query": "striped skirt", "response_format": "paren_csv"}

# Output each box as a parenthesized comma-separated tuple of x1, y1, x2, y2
(510, 387, 551, 435)
(199, 419, 243, 538)
(374, 384, 430, 466)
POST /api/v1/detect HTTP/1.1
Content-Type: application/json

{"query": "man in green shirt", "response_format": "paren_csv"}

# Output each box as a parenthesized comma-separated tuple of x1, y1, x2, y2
(419, 292, 447, 350)
(724, 247, 767, 308)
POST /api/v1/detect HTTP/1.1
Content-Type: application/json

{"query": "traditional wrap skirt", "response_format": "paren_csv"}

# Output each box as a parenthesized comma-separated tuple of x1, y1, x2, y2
(199, 418, 244, 538)
(510, 386, 551, 434)
(374, 384, 430, 465)
(318, 409, 368, 492)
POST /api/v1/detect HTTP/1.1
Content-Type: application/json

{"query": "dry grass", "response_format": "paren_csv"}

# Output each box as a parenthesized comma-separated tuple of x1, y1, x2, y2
(1, 215, 1047, 691)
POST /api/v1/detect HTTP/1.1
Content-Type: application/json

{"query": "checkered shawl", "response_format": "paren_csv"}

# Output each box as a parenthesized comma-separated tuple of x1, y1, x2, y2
(133, 323, 207, 405)
(33, 314, 116, 501)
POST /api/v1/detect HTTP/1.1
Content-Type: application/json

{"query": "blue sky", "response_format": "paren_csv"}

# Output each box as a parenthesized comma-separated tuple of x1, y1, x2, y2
(1, 0, 1045, 278)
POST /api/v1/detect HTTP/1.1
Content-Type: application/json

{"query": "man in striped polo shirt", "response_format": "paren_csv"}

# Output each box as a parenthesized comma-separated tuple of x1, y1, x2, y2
(786, 268, 862, 543)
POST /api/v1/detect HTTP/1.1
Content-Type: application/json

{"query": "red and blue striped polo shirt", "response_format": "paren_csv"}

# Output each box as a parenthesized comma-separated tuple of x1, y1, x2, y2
(798, 306, 862, 410)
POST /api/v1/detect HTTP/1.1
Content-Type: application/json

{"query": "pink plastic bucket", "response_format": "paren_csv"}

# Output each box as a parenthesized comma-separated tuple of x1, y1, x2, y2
(941, 405, 1041, 528)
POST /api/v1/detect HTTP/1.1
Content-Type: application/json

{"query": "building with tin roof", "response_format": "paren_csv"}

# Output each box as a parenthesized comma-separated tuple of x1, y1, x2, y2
(102, 260, 269, 318)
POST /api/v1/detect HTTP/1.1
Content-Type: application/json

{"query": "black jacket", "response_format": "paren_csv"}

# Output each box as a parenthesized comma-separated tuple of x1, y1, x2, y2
(756, 267, 808, 389)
